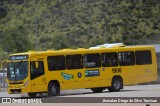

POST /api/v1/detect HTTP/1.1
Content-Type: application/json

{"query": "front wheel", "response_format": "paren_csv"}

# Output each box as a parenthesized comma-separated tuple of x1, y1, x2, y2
(48, 82, 60, 96)
(108, 77, 123, 92)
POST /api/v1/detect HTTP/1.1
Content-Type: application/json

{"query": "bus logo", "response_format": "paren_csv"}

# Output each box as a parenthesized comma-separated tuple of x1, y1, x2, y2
(61, 72, 74, 80)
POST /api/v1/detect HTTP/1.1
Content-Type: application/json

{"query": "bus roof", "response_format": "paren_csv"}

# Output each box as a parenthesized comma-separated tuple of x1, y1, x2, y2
(9, 45, 155, 57)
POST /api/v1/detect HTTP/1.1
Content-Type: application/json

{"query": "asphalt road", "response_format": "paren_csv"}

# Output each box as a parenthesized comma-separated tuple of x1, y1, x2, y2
(0, 84, 160, 97)
(0, 85, 160, 106)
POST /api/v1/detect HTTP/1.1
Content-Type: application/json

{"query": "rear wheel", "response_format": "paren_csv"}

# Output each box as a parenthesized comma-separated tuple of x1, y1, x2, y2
(108, 77, 123, 92)
(28, 93, 37, 98)
(48, 82, 60, 96)
(91, 87, 106, 93)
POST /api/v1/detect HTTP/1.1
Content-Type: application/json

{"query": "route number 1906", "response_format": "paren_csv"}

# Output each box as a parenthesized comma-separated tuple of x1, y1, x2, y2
(112, 68, 122, 73)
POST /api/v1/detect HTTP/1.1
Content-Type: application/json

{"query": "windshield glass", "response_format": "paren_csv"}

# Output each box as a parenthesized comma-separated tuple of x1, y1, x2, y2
(7, 61, 28, 81)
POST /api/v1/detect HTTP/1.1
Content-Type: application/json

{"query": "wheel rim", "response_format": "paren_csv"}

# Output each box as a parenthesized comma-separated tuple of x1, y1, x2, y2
(51, 85, 57, 94)
(113, 80, 120, 89)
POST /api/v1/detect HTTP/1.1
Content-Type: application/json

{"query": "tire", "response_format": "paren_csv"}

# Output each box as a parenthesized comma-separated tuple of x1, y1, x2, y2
(91, 87, 105, 93)
(48, 82, 60, 96)
(108, 77, 123, 92)
(28, 93, 37, 98)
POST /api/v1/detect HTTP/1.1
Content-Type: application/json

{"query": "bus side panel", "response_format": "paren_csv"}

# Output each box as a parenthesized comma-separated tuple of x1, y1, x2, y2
(121, 66, 138, 85)
(135, 50, 158, 84)
(82, 68, 111, 89)
(102, 65, 138, 86)
(48, 68, 108, 89)
(123, 49, 158, 85)
(56, 68, 112, 90)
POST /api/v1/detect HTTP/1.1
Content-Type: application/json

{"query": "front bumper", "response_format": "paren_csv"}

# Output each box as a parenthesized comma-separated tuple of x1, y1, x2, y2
(7, 84, 31, 94)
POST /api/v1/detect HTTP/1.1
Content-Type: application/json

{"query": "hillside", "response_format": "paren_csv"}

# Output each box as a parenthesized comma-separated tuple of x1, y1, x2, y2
(0, 0, 160, 54)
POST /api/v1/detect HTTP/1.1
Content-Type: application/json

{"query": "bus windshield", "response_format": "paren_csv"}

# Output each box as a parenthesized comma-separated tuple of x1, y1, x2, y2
(7, 61, 28, 81)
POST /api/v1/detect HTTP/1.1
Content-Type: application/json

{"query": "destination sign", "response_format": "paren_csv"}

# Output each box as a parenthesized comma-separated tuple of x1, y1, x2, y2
(9, 55, 29, 60)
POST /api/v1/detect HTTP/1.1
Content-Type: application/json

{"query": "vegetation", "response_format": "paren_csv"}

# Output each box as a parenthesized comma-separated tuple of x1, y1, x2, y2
(0, 0, 160, 62)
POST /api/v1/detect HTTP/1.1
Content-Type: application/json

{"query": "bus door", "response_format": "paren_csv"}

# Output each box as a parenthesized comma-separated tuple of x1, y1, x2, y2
(30, 58, 46, 92)
(82, 53, 103, 88)
(101, 52, 120, 86)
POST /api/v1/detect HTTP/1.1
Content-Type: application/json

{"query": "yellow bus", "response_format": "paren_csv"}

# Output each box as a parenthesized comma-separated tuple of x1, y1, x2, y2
(6, 44, 158, 97)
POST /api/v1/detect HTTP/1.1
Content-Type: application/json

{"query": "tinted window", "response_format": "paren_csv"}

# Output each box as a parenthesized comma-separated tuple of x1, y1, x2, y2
(135, 51, 152, 65)
(66, 54, 83, 69)
(118, 51, 135, 66)
(47, 56, 66, 71)
(102, 52, 118, 67)
(84, 53, 101, 68)
(30, 61, 44, 80)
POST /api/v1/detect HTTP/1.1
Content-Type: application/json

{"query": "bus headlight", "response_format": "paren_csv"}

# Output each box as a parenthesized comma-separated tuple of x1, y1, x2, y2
(24, 80, 28, 87)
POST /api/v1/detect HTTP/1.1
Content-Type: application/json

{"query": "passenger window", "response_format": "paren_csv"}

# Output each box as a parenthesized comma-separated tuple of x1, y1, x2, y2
(102, 52, 118, 67)
(47, 56, 66, 71)
(84, 53, 101, 68)
(66, 54, 83, 69)
(118, 51, 135, 66)
(135, 50, 152, 65)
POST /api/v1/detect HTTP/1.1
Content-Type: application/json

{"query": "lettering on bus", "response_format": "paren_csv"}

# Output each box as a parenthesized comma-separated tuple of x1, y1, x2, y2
(9, 55, 28, 60)
(112, 68, 122, 73)
(61, 72, 74, 80)
(85, 70, 100, 77)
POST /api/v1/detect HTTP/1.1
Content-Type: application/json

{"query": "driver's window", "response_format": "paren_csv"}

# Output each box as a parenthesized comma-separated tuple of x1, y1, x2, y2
(30, 61, 44, 80)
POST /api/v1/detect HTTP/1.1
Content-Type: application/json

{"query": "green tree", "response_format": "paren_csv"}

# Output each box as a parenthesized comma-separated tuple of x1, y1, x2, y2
(50, 34, 69, 50)
(1, 0, 160, 50)
(0, 48, 8, 67)
(2, 28, 31, 53)
(0, 7, 7, 19)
